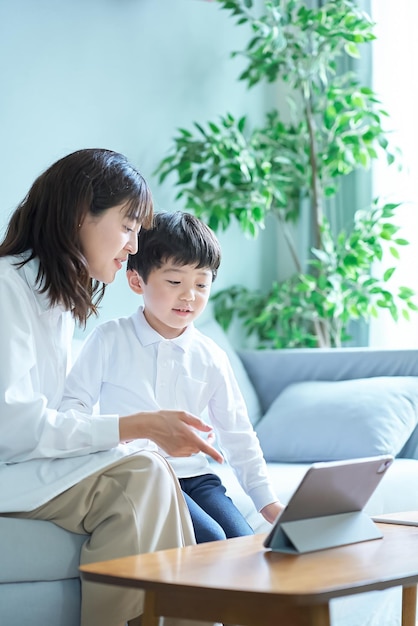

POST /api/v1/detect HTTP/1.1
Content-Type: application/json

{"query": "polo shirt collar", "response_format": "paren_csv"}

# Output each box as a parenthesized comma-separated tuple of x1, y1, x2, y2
(132, 306, 195, 352)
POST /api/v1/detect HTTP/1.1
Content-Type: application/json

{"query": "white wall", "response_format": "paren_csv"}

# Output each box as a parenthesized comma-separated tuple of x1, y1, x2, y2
(0, 0, 273, 340)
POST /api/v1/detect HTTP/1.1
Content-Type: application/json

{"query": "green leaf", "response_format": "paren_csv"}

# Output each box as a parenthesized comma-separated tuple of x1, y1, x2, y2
(344, 42, 360, 59)
(383, 267, 395, 282)
(398, 286, 416, 299)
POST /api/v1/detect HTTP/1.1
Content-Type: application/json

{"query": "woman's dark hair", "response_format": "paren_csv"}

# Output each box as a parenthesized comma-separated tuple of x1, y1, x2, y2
(0, 148, 153, 325)
(127, 210, 221, 282)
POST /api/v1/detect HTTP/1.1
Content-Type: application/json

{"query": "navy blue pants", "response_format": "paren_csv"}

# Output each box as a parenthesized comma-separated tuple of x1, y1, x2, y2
(180, 473, 254, 543)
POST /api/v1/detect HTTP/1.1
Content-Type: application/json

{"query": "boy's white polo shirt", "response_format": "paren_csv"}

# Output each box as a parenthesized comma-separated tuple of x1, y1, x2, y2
(63, 307, 277, 512)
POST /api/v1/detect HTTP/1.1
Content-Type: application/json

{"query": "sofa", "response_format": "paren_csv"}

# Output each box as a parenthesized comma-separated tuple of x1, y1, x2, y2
(2, 318, 418, 626)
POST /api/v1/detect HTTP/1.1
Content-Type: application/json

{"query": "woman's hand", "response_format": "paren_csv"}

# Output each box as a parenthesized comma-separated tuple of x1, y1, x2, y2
(260, 501, 285, 524)
(119, 410, 224, 464)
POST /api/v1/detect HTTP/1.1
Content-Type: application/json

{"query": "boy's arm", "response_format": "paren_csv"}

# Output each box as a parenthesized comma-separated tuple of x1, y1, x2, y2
(208, 352, 284, 513)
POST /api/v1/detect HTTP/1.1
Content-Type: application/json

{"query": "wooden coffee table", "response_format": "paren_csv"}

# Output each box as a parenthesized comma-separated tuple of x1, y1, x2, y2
(80, 524, 418, 626)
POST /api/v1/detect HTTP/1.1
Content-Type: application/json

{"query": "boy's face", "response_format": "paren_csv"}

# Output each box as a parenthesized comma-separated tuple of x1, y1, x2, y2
(127, 260, 213, 339)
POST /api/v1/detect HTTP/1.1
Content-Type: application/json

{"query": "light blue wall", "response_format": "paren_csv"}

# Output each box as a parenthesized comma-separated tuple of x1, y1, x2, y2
(0, 0, 275, 339)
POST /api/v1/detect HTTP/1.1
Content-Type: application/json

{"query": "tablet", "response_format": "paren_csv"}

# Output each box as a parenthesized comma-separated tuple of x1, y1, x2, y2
(372, 511, 418, 526)
(263, 455, 394, 553)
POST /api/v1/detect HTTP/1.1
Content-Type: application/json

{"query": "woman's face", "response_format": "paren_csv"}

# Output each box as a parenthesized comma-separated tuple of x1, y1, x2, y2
(79, 204, 141, 284)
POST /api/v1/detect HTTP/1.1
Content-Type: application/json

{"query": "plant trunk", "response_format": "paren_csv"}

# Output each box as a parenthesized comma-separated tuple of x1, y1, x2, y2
(275, 210, 303, 274)
(303, 84, 323, 250)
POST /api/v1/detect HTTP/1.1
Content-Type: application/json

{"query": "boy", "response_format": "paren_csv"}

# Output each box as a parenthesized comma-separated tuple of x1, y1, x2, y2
(62, 211, 283, 542)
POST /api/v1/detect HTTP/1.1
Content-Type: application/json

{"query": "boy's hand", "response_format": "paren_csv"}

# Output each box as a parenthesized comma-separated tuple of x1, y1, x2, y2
(260, 501, 285, 524)
(119, 410, 224, 464)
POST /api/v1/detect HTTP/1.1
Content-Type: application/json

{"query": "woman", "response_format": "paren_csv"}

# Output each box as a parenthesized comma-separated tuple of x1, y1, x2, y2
(0, 148, 222, 626)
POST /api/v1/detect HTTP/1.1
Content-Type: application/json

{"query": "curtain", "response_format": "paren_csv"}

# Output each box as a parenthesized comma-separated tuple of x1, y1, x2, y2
(315, 0, 371, 345)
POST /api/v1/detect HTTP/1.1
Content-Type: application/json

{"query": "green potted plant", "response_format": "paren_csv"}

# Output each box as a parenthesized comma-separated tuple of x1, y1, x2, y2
(155, 0, 416, 348)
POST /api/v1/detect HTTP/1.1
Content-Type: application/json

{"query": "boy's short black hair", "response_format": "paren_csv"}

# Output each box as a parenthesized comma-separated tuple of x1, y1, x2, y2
(127, 211, 221, 282)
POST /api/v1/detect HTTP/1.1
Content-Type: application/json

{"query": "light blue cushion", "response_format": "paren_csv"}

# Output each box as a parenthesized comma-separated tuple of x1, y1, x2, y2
(0, 580, 81, 625)
(256, 377, 418, 462)
(0, 517, 86, 582)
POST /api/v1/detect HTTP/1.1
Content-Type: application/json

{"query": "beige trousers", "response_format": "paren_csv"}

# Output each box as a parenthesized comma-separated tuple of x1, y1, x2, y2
(11, 452, 213, 626)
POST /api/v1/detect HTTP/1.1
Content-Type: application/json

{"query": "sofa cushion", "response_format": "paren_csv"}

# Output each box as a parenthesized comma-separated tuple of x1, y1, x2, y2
(0, 518, 86, 582)
(0, 580, 81, 625)
(256, 377, 418, 462)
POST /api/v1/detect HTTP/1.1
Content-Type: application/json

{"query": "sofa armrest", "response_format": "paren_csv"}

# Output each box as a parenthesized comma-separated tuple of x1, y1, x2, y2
(238, 347, 418, 414)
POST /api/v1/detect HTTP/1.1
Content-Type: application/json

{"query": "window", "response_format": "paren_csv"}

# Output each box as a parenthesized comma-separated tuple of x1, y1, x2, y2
(370, 2, 418, 347)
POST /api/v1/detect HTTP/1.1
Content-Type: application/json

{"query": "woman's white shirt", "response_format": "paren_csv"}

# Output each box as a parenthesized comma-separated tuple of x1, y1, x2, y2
(0, 255, 143, 512)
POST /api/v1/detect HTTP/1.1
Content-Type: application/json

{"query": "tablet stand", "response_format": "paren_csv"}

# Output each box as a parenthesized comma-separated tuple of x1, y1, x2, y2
(268, 511, 382, 554)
